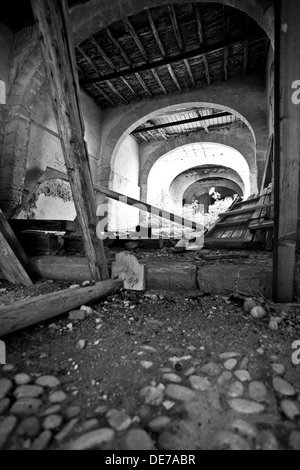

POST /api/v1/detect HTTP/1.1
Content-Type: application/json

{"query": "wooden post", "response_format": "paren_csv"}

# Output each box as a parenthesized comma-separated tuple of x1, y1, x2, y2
(273, 0, 300, 302)
(30, 0, 108, 281)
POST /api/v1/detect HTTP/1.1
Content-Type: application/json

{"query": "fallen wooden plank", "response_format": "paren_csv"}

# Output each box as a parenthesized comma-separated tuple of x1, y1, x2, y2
(204, 238, 253, 248)
(0, 279, 123, 337)
(203, 253, 250, 260)
(9, 219, 69, 232)
(0, 231, 33, 287)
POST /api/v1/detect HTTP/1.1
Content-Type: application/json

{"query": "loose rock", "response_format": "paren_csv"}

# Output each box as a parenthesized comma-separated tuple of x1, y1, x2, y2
(165, 384, 195, 401)
(234, 370, 251, 382)
(31, 430, 52, 450)
(248, 381, 268, 403)
(10, 398, 42, 416)
(250, 306, 267, 319)
(244, 298, 257, 313)
(148, 416, 171, 433)
(68, 310, 86, 321)
(106, 409, 132, 431)
(0, 398, 10, 415)
(224, 358, 237, 371)
(271, 363, 285, 375)
(189, 375, 211, 391)
(231, 419, 257, 439)
(43, 414, 63, 430)
(0, 378, 13, 400)
(273, 377, 296, 397)
(125, 429, 155, 450)
(0, 416, 18, 449)
(65, 406, 81, 419)
(228, 381, 244, 398)
(55, 418, 79, 443)
(289, 430, 300, 450)
(229, 399, 265, 414)
(201, 362, 222, 377)
(67, 428, 115, 450)
(48, 390, 67, 403)
(280, 399, 300, 420)
(139, 384, 165, 406)
(14, 373, 31, 385)
(14, 385, 43, 399)
(163, 373, 182, 383)
(44, 405, 62, 416)
(35, 375, 60, 388)
(17, 416, 41, 438)
(219, 352, 241, 360)
(214, 430, 251, 450)
(256, 430, 278, 450)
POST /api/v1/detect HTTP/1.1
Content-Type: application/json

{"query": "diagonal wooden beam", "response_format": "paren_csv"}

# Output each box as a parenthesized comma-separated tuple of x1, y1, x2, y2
(76, 46, 128, 104)
(194, 108, 209, 133)
(30, 0, 109, 281)
(151, 68, 167, 94)
(195, 3, 211, 86)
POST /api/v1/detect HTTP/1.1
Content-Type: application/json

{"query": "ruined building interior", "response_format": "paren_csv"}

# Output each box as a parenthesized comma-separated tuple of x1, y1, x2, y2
(0, 0, 300, 452)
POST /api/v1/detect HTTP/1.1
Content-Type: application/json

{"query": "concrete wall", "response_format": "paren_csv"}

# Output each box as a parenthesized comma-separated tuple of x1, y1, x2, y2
(109, 135, 140, 231)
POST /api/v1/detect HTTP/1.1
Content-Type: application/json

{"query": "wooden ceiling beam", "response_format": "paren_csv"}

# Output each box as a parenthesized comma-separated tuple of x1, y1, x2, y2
(76, 46, 128, 104)
(146, 8, 181, 91)
(195, 4, 211, 86)
(167, 4, 183, 51)
(80, 33, 263, 86)
(223, 5, 230, 81)
(77, 65, 114, 107)
(105, 28, 153, 98)
(131, 111, 231, 134)
(123, 15, 167, 95)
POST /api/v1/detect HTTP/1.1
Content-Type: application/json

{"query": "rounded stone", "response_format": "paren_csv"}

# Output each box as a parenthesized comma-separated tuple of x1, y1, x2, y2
(271, 363, 285, 375)
(35, 375, 61, 388)
(289, 431, 300, 450)
(273, 377, 296, 397)
(280, 399, 300, 420)
(14, 385, 43, 399)
(67, 428, 115, 450)
(14, 374, 31, 386)
(165, 384, 195, 401)
(244, 298, 257, 313)
(214, 431, 251, 450)
(231, 419, 257, 439)
(17, 417, 41, 438)
(106, 409, 131, 431)
(10, 398, 42, 416)
(162, 373, 182, 383)
(189, 375, 211, 391)
(228, 381, 244, 398)
(48, 390, 67, 403)
(219, 352, 241, 360)
(234, 370, 251, 382)
(148, 416, 171, 433)
(43, 405, 62, 416)
(125, 429, 155, 450)
(255, 430, 278, 450)
(250, 306, 267, 319)
(43, 414, 63, 430)
(248, 381, 268, 403)
(138, 404, 153, 422)
(229, 399, 265, 414)
(0, 378, 13, 400)
(0, 398, 10, 415)
(224, 359, 238, 371)
(65, 406, 81, 419)
(201, 362, 222, 377)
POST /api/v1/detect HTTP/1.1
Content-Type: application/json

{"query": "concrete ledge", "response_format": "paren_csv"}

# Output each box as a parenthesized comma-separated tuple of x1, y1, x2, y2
(197, 264, 273, 299)
(147, 263, 197, 291)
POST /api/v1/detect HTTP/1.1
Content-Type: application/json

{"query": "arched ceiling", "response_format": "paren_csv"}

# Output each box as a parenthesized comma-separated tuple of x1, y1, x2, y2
(75, 2, 270, 110)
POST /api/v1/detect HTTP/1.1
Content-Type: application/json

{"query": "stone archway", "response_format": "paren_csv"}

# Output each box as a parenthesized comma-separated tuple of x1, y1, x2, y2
(169, 166, 244, 206)
(98, 75, 268, 193)
(70, 0, 274, 47)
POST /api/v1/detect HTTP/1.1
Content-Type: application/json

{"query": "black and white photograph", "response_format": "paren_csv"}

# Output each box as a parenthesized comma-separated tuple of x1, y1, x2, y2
(0, 0, 299, 454)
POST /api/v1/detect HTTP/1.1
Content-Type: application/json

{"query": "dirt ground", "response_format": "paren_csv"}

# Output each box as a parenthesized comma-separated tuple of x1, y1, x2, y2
(1, 258, 300, 450)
